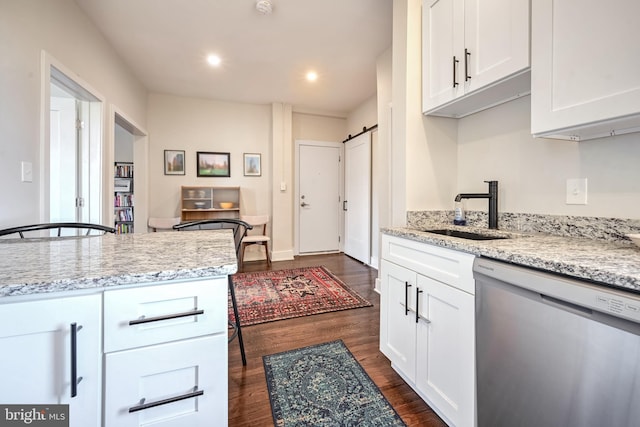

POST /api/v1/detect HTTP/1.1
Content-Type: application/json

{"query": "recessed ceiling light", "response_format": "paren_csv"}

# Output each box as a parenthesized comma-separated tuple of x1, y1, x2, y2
(207, 54, 221, 67)
(306, 71, 318, 82)
(256, 0, 273, 15)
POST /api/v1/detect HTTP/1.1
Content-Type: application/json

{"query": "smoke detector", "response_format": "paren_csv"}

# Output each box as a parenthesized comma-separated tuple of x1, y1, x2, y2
(256, 0, 273, 15)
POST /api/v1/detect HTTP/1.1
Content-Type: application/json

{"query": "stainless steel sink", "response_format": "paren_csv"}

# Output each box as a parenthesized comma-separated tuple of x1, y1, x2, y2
(424, 229, 508, 241)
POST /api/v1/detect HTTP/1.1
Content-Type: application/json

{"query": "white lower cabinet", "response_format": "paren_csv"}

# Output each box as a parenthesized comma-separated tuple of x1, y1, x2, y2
(0, 294, 102, 427)
(103, 335, 226, 427)
(102, 278, 228, 427)
(0, 277, 228, 427)
(380, 234, 475, 427)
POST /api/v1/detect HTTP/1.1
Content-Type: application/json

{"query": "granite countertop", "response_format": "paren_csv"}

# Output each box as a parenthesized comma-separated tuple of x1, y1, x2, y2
(0, 230, 237, 299)
(382, 226, 640, 293)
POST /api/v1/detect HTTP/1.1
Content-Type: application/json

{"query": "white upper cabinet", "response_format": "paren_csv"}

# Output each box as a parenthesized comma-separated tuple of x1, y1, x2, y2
(423, 0, 531, 118)
(531, 0, 640, 140)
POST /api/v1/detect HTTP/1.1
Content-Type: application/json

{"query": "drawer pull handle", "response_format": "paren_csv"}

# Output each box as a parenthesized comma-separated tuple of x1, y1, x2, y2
(128, 387, 204, 413)
(70, 323, 83, 398)
(416, 288, 424, 323)
(453, 56, 459, 87)
(404, 282, 412, 316)
(464, 48, 471, 81)
(128, 309, 205, 326)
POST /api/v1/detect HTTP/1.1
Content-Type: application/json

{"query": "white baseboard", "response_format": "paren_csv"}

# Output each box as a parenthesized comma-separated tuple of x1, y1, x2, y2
(374, 277, 381, 294)
(271, 249, 295, 262)
(369, 255, 379, 270)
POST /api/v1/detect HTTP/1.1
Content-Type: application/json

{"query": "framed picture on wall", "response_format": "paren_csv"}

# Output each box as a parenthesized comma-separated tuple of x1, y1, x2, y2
(164, 150, 185, 175)
(197, 151, 230, 177)
(243, 153, 261, 176)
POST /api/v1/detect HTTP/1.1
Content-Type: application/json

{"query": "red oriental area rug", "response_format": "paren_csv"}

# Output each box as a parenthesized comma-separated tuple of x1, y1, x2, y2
(229, 266, 372, 326)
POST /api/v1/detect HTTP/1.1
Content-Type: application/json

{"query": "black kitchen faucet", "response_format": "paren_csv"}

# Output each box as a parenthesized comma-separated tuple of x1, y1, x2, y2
(455, 180, 499, 229)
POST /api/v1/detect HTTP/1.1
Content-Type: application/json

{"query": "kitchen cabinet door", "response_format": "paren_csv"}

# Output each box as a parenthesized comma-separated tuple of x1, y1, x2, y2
(423, 0, 531, 118)
(104, 335, 227, 427)
(531, 0, 640, 140)
(464, 0, 530, 93)
(422, 0, 464, 111)
(0, 294, 101, 427)
(379, 260, 417, 381)
(415, 274, 475, 427)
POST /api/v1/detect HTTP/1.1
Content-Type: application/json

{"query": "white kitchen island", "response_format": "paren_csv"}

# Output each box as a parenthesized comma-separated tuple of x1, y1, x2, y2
(0, 230, 237, 427)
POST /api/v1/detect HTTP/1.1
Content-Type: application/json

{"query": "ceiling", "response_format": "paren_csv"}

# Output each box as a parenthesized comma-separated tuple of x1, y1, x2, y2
(75, 0, 393, 117)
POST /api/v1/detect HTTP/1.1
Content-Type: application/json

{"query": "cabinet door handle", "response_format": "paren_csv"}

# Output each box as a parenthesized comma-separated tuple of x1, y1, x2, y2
(404, 282, 412, 316)
(415, 288, 424, 324)
(465, 49, 471, 81)
(128, 387, 204, 413)
(128, 309, 204, 326)
(453, 56, 459, 87)
(70, 323, 83, 398)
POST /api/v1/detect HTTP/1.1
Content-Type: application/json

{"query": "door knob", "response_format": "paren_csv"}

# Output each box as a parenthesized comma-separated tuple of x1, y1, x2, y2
(300, 202, 309, 207)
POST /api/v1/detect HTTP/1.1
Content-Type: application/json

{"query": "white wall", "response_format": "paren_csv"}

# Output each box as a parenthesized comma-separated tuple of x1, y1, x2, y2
(114, 124, 134, 163)
(391, 0, 458, 226)
(458, 96, 640, 219)
(0, 0, 147, 228)
(147, 94, 272, 220)
(347, 96, 377, 136)
(292, 112, 347, 142)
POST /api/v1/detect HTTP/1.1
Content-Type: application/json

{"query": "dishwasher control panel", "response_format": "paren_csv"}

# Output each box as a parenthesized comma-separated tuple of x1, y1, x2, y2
(595, 294, 640, 321)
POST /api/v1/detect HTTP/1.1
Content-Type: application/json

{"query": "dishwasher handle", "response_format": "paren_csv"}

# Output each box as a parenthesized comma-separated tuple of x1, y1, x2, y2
(541, 294, 594, 317)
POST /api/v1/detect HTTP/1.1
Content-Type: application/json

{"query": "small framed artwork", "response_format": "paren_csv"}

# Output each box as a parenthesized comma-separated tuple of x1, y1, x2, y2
(164, 150, 185, 175)
(197, 151, 230, 177)
(243, 153, 261, 176)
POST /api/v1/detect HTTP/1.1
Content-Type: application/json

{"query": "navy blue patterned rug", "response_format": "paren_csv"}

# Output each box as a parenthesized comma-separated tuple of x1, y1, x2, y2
(263, 340, 406, 426)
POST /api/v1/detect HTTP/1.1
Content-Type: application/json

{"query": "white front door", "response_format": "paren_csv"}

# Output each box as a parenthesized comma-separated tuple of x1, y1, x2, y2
(344, 132, 371, 264)
(297, 140, 342, 254)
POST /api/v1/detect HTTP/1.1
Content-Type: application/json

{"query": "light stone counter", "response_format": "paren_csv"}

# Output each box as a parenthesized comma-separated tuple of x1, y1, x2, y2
(383, 226, 640, 293)
(0, 230, 237, 298)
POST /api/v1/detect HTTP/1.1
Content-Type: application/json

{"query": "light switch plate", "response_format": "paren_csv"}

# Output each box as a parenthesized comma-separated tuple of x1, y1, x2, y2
(566, 178, 587, 205)
(21, 161, 33, 183)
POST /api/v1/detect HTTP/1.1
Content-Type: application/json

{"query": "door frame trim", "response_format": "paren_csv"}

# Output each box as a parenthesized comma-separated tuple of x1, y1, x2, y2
(294, 139, 344, 256)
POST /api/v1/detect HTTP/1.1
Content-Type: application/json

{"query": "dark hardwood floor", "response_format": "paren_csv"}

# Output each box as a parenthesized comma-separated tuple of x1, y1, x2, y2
(228, 253, 447, 427)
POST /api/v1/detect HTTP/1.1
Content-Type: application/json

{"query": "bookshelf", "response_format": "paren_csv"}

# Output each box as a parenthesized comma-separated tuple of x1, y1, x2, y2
(180, 186, 240, 222)
(114, 162, 134, 234)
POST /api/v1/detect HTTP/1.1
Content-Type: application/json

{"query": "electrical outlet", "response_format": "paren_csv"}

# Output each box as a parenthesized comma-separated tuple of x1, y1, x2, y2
(566, 178, 587, 205)
(21, 161, 33, 183)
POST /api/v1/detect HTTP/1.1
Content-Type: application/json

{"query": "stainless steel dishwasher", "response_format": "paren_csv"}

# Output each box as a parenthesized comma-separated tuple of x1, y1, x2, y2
(474, 257, 640, 427)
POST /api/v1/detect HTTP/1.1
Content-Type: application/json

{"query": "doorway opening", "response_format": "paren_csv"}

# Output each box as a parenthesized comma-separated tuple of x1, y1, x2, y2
(46, 62, 103, 230)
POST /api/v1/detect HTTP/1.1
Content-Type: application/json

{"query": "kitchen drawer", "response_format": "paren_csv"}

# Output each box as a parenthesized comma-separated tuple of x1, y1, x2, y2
(104, 334, 227, 427)
(382, 234, 475, 294)
(104, 278, 227, 353)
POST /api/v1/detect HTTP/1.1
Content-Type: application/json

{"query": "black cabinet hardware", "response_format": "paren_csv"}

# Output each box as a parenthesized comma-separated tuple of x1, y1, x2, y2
(128, 309, 204, 326)
(70, 323, 83, 398)
(129, 388, 204, 413)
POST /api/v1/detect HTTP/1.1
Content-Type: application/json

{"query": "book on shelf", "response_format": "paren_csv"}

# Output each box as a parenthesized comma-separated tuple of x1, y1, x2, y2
(116, 223, 133, 234)
(114, 163, 133, 178)
(114, 194, 134, 207)
(117, 208, 133, 222)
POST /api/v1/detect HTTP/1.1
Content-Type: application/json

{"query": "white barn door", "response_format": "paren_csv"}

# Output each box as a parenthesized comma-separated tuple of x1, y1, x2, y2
(344, 132, 371, 264)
